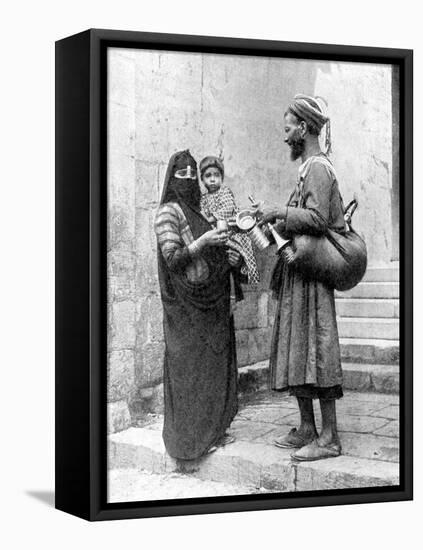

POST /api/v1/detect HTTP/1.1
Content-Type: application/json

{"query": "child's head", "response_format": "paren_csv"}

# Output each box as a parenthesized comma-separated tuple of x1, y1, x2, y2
(200, 156, 224, 194)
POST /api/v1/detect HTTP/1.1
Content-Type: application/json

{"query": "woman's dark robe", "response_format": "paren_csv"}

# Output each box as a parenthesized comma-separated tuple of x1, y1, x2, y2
(154, 150, 239, 460)
(269, 154, 346, 397)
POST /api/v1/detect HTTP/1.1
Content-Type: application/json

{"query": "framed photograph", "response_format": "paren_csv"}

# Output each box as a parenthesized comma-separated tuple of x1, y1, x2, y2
(55, 28, 413, 521)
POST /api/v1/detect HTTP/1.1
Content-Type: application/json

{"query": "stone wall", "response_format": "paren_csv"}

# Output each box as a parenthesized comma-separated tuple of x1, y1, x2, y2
(107, 48, 396, 432)
(314, 61, 394, 265)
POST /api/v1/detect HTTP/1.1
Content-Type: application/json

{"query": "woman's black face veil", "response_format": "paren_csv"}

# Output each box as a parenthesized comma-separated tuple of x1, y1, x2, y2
(160, 149, 210, 240)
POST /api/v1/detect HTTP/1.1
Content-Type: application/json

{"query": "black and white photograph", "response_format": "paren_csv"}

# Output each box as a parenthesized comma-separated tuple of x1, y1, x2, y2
(106, 45, 404, 503)
(3, 0, 421, 546)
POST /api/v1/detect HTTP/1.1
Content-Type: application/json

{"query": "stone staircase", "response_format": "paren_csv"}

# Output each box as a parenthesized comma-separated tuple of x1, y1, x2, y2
(336, 263, 399, 363)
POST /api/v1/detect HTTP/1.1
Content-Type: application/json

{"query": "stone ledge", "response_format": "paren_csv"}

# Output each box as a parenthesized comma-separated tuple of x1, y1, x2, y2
(238, 361, 399, 395)
(108, 425, 399, 494)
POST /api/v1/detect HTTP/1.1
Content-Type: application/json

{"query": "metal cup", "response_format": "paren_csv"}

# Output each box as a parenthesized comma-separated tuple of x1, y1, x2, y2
(248, 225, 270, 250)
(216, 219, 228, 232)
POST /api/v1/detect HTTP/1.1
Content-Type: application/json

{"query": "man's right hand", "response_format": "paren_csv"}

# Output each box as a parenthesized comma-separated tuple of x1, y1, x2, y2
(256, 205, 284, 225)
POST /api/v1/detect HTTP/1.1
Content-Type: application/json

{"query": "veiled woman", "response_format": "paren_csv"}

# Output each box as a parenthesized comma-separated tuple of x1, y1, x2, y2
(154, 150, 244, 460)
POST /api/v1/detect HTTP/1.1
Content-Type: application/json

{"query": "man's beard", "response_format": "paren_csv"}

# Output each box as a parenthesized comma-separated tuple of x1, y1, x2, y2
(288, 132, 305, 161)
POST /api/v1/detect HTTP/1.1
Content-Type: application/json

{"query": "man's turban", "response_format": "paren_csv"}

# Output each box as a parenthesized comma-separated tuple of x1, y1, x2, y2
(287, 94, 332, 154)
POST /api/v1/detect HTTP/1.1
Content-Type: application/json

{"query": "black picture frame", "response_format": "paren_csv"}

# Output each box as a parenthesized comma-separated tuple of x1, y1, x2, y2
(55, 28, 413, 521)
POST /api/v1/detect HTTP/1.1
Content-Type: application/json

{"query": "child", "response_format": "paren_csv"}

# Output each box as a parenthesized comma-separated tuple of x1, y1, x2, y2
(199, 156, 259, 284)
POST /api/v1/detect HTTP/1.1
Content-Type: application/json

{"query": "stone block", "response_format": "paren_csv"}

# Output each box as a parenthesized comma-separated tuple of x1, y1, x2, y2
(151, 383, 164, 414)
(340, 338, 399, 365)
(336, 282, 399, 300)
(108, 102, 135, 160)
(338, 317, 399, 340)
(238, 361, 269, 394)
(108, 50, 135, 108)
(248, 327, 272, 364)
(135, 207, 158, 257)
(260, 462, 296, 492)
(108, 400, 131, 434)
(135, 341, 165, 387)
(238, 404, 298, 426)
(136, 259, 160, 296)
(363, 266, 399, 282)
(341, 363, 399, 394)
(108, 350, 135, 401)
(108, 243, 135, 302)
(108, 204, 135, 250)
(374, 420, 400, 438)
(234, 292, 258, 330)
(135, 160, 160, 207)
(373, 405, 399, 421)
(108, 300, 136, 351)
(342, 365, 372, 392)
(340, 432, 399, 463)
(336, 298, 397, 318)
(134, 207, 160, 295)
(295, 456, 399, 491)
(237, 456, 262, 488)
(108, 151, 136, 229)
(136, 294, 164, 343)
(108, 426, 166, 472)
(337, 414, 388, 434)
(195, 452, 240, 485)
(267, 293, 277, 324)
(130, 382, 164, 417)
(235, 329, 250, 367)
(230, 419, 275, 442)
(257, 292, 269, 328)
(371, 365, 400, 393)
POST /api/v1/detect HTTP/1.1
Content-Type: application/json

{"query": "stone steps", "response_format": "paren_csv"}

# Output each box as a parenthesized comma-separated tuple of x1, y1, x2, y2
(108, 468, 260, 502)
(334, 264, 399, 361)
(238, 360, 399, 394)
(108, 421, 399, 496)
(337, 317, 399, 340)
(336, 298, 399, 318)
(339, 337, 399, 365)
(362, 265, 399, 282)
(336, 282, 399, 300)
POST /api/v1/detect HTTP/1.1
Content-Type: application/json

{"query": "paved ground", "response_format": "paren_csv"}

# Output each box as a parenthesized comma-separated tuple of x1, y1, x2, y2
(108, 389, 399, 502)
(235, 389, 399, 463)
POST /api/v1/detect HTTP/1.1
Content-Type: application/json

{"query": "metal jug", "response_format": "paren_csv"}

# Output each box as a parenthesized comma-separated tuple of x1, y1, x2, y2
(235, 209, 270, 250)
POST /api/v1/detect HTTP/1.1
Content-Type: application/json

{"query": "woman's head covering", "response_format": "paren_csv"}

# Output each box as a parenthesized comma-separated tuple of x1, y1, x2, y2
(160, 150, 210, 240)
(286, 94, 332, 154)
(199, 156, 225, 179)
(160, 149, 200, 208)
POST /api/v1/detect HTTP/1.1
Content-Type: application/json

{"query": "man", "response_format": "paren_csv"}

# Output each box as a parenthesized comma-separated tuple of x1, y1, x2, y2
(259, 94, 346, 461)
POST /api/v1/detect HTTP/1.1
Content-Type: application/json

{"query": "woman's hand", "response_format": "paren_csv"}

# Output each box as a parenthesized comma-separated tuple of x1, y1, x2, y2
(227, 249, 241, 266)
(198, 228, 228, 248)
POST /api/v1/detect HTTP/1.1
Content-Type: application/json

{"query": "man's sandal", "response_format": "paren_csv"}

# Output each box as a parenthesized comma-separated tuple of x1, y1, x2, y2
(290, 439, 342, 461)
(274, 428, 316, 449)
